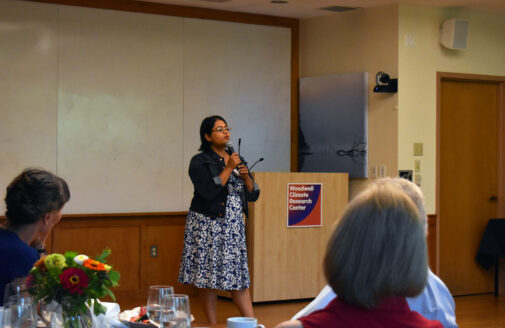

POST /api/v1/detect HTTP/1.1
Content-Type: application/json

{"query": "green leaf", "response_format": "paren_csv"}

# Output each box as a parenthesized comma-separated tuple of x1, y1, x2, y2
(103, 286, 116, 302)
(93, 301, 107, 316)
(95, 249, 111, 263)
(64, 251, 78, 260)
(107, 270, 120, 285)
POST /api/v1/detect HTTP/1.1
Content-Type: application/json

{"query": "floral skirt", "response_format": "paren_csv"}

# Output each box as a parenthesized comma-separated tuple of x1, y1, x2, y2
(177, 196, 250, 290)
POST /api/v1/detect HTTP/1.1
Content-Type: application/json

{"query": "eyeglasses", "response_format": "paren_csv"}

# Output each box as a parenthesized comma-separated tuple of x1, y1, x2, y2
(212, 127, 231, 133)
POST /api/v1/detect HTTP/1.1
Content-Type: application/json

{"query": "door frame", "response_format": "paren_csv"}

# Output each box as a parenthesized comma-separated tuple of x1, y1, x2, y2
(436, 72, 505, 274)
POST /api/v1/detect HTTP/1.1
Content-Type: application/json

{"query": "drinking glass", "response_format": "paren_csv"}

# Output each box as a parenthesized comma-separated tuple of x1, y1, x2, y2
(146, 286, 174, 327)
(3, 281, 27, 306)
(160, 294, 190, 328)
(1, 295, 36, 328)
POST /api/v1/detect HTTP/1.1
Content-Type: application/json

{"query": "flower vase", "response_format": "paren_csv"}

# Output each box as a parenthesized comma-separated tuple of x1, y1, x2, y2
(63, 311, 92, 328)
(50, 304, 92, 328)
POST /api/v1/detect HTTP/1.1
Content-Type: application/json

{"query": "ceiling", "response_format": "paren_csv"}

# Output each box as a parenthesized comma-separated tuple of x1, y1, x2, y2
(135, 0, 505, 18)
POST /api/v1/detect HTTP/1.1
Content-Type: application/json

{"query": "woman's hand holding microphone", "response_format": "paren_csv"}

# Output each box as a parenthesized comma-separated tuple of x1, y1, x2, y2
(224, 152, 253, 190)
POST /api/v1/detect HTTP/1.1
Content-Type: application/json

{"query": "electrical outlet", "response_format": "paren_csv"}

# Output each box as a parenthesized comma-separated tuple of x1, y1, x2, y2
(150, 245, 158, 258)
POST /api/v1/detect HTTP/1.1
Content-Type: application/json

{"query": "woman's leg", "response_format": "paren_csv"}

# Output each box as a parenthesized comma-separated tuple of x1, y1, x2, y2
(199, 288, 218, 324)
(230, 288, 254, 317)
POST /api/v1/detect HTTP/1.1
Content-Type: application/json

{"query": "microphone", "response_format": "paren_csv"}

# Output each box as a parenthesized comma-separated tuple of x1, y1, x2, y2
(249, 157, 264, 171)
(238, 138, 242, 157)
(226, 141, 236, 154)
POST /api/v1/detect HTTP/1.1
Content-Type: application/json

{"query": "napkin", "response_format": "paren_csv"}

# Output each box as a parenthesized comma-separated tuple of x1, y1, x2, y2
(92, 302, 127, 328)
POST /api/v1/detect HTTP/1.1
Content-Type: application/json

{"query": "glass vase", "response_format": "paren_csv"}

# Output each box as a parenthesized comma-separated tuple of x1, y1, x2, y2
(50, 304, 92, 328)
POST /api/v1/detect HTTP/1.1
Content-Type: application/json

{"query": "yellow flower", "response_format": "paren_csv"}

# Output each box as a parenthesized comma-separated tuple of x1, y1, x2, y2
(44, 254, 67, 270)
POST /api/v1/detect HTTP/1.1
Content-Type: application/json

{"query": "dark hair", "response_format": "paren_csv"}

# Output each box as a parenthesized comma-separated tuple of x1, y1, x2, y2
(4, 168, 70, 227)
(199, 115, 227, 152)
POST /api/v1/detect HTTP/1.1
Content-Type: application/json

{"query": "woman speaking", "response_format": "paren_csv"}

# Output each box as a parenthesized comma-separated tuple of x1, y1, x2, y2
(178, 115, 260, 324)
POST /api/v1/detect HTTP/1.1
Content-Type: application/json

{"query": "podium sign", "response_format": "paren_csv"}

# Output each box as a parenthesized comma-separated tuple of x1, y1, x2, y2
(287, 183, 322, 227)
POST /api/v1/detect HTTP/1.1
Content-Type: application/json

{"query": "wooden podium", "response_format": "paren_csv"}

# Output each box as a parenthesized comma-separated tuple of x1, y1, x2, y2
(246, 172, 348, 302)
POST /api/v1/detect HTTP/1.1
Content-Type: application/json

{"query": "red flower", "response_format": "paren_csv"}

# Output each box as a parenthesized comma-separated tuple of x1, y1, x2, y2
(59, 268, 89, 295)
(25, 274, 35, 289)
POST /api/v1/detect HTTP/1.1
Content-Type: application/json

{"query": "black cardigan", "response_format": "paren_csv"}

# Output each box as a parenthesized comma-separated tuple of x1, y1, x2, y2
(188, 150, 260, 218)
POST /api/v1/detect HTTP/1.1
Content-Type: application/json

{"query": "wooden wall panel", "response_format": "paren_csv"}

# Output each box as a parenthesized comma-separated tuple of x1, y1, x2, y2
(52, 225, 141, 292)
(141, 223, 195, 296)
(45, 213, 195, 308)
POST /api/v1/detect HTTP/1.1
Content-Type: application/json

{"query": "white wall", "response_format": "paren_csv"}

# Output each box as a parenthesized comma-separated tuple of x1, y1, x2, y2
(398, 3, 505, 213)
(0, 0, 291, 214)
(0, 1, 58, 196)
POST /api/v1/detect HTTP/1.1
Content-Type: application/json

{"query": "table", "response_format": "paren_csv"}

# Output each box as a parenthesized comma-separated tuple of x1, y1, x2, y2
(476, 218, 505, 296)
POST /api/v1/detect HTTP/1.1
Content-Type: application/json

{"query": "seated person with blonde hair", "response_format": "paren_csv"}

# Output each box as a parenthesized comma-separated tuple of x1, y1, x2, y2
(291, 178, 457, 328)
(275, 179, 443, 328)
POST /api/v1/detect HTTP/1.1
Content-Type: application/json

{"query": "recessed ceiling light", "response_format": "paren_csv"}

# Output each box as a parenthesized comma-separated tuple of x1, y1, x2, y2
(271, 0, 288, 4)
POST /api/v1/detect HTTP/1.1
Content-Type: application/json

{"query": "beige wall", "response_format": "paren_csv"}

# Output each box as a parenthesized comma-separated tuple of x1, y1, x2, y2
(398, 3, 505, 213)
(300, 5, 399, 199)
(0, 0, 291, 214)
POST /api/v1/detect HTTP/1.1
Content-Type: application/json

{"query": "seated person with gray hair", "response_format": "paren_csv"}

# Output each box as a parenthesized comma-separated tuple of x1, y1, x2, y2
(275, 178, 444, 328)
(0, 168, 70, 305)
(290, 178, 457, 328)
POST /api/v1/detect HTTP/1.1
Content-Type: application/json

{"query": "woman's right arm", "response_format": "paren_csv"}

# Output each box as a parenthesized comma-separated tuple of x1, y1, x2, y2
(189, 154, 238, 201)
(218, 153, 240, 186)
(189, 155, 225, 201)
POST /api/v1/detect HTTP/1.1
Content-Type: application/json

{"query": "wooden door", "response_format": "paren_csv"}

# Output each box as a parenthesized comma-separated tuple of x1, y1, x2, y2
(439, 79, 499, 295)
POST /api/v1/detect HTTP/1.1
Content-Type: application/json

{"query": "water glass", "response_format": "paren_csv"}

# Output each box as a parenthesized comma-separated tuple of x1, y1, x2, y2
(146, 285, 174, 327)
(160, 294, 190, 328)
(1, 295, 36, 328)
(3, 281, 27, 306)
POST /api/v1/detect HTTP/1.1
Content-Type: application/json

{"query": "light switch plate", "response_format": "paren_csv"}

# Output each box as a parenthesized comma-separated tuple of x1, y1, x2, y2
(414, 160, 421, 172)
(413, 143, 423, 156)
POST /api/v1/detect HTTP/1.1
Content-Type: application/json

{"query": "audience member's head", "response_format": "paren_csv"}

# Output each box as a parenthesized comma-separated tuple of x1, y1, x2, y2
(324, 179, 428, 309)
(4, 168, 70, 229)
(378, 177, 427, 233)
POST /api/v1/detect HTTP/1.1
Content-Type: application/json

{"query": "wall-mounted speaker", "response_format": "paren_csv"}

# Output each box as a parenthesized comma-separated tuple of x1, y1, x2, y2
(440, 18, 469, 50)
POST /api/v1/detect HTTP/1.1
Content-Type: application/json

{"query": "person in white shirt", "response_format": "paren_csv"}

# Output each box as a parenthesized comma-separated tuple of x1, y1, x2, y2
(292, 178, 458, 328)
